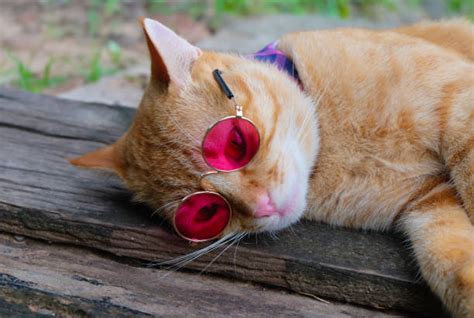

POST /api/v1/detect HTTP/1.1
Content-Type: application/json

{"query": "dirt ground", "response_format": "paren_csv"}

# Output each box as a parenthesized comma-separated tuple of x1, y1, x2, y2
(0, 0, 469, 96)
(0, 0, 210, 94)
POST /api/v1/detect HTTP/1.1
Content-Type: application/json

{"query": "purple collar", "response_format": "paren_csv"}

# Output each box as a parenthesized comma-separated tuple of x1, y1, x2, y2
(251, 41, 302, 88)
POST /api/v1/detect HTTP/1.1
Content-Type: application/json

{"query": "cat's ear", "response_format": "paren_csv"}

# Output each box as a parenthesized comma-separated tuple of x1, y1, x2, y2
(141, 17, 202, 88)
(69, 144, 125, 177)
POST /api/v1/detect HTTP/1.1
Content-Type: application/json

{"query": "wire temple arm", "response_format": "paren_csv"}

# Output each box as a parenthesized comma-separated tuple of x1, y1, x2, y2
(199, 170, 218, 181)
(213, 69, 234, 100)
(213, 69, 243, 117)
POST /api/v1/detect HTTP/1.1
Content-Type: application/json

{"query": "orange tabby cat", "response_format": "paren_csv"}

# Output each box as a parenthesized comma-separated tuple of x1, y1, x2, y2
(71, 18, 474, 317)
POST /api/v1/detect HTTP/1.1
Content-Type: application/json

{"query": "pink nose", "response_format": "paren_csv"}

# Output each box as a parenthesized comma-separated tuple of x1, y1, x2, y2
(254, 193, 278, 218)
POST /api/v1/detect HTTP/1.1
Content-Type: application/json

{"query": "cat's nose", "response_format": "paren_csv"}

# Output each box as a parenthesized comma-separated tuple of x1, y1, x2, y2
(254, 193, 277, 218)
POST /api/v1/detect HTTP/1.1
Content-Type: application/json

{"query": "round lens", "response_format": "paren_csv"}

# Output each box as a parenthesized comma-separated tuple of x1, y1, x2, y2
(202, 117, 260, 171)
(174, 192, 231, 242)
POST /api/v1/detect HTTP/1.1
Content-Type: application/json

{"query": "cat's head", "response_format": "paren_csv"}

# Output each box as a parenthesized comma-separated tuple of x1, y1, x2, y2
(71, 18, 319, 237)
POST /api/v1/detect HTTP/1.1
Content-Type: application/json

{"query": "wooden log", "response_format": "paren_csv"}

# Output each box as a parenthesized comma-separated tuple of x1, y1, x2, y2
(0, 88, 448, 317)
(1, 233, 401, 317)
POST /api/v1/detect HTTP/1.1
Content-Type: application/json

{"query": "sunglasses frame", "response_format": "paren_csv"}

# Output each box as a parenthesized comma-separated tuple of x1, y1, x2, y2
(172, 69, 260, 243)
(173, 190, 232, 242)
(201, 115, 261, 173)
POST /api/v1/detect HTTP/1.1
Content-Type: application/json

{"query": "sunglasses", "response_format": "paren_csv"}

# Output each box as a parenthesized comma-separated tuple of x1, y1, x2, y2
(173, 69, 260, 242)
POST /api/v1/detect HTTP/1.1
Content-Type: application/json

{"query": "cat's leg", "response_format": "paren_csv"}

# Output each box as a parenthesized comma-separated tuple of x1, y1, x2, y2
(447, 145, 473, 220)
(441, 98, 473, 221)
(443, 117, 474, 220)
(399, 184, 474, 318)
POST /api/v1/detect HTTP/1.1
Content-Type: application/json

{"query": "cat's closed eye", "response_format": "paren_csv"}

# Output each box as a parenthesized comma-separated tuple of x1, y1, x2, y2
(225, 126, 246, 162)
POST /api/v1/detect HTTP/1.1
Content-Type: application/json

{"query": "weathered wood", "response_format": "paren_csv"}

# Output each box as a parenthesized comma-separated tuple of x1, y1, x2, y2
(0, 88, 448, 317)
(0, 233, 406, 317)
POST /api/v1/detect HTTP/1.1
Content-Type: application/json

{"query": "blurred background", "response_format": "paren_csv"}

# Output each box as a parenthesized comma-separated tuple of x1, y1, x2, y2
(0, 0, 472, 107)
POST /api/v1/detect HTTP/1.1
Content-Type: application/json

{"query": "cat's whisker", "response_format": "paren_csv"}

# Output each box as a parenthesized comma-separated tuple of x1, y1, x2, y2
(152, 241, 233, 280)
(168, 241, 229, 269)
(233, 232, 244, 273)
(152, 232, 238, 268)
(266, 230, 278, 241)
(288, 224, 298, 238)
(155, 233, 244, 280)
(157, 138, 194, 149)
(156, 234, 244, 278)
(151, 200, 180, 218)
(199, 232, 246, 275)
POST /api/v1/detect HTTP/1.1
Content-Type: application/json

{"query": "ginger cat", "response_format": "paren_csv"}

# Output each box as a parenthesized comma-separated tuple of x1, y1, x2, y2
(71, 18, 474, 317)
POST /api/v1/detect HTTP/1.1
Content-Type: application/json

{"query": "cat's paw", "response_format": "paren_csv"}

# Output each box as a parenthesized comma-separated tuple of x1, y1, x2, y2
(454, 260, 474, 318)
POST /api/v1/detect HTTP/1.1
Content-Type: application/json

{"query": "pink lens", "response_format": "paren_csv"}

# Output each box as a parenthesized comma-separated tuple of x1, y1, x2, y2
(174, 192, 231, 241)
(202, 117, 260, 171)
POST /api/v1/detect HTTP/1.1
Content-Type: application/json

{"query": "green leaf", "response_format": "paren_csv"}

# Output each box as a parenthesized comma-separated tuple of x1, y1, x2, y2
(107, 40, 122, 66)
(86, 51, 103, 83)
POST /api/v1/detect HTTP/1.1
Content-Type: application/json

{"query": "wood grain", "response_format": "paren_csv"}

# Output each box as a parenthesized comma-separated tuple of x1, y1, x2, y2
(0, 233, 406, 317)
(0, 88, 448, 317)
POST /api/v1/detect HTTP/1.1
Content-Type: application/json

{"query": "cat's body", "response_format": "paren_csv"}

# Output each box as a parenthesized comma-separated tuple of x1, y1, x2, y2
(280, 28, 474, 316)
(281, 27, 473, 227)
(72, 19, 474, 317)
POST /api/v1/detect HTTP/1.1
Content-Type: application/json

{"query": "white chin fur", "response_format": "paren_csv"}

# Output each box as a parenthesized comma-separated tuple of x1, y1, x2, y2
(255, 142, 310, 233)
(255, 171, 308, 232)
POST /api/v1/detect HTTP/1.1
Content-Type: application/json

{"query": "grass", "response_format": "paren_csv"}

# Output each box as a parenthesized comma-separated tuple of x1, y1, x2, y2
(448, 0, 474, 19)
(4, 53, 66, 93)
(215, 0, 355, 17)
(2, 0, 472, 93)
(1, 40, 124, 93)
(88, 0, 122, 37)
(147, 0, 473, 20)
(85, 43, 123, 83)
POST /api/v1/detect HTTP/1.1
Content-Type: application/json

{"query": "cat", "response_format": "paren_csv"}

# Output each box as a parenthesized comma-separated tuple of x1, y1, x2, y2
(71, 18, 474, 317)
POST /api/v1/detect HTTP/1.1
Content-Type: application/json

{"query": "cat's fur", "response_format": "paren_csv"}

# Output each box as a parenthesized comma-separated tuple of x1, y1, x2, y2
(71, 18, 474, 317)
